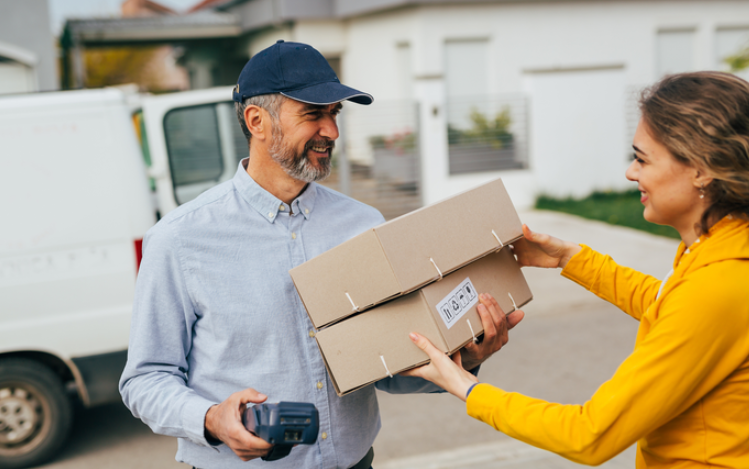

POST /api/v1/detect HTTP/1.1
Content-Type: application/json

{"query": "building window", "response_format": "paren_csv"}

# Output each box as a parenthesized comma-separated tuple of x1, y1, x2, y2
(445, 39, 526, 174)
(656, 29, 696, 77)
(445, 39, 488, 103)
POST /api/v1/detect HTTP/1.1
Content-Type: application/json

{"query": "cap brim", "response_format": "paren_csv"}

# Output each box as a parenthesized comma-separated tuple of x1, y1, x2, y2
(281, 82, 373, 105)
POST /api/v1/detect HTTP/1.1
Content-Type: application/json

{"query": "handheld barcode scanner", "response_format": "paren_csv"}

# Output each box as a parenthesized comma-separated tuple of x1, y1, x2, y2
(242, 402, 319, 461)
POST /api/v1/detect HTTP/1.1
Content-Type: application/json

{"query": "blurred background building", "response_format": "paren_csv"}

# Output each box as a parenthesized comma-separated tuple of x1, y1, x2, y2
(63, 0, 748, 212)
(0, 0, 58, 95)
(8, 0, 749, 213)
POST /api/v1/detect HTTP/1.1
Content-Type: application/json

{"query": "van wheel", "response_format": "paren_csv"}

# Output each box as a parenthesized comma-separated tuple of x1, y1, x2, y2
(0, 358, 73, 469)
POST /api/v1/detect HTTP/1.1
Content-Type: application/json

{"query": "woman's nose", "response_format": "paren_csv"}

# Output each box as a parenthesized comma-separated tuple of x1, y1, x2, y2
(625, 160, 638, 182)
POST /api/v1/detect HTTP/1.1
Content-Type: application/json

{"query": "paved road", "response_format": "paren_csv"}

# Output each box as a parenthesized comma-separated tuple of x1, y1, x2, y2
(36, 210, 679, 469)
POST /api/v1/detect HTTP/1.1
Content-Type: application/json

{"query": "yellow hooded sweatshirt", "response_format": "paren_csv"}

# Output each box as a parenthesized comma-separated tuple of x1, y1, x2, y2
(466, 216, 749, 467)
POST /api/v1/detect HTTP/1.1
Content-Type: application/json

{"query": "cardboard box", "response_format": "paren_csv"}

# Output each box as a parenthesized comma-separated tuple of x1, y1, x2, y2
(290, 178, 522, 328)
(315, 248, 532, 396)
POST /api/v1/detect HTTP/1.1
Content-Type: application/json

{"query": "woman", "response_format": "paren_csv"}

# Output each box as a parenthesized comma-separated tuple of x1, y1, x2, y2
(403, 71, 749, 467)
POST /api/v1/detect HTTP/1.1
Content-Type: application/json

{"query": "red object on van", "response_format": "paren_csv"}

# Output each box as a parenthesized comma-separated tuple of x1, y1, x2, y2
(134, 238, 143, 273)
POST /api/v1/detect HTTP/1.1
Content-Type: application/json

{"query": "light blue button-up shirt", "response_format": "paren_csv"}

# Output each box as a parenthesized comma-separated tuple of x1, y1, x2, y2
(120, 160, 438, 469)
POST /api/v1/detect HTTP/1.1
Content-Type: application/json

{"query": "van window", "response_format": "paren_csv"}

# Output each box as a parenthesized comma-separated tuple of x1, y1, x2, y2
(164, 105, 223, 202)
(163, 103, 248, 205)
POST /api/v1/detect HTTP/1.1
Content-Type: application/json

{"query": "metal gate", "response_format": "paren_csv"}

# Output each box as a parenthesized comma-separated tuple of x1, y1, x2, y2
(321, 99, 422, 220)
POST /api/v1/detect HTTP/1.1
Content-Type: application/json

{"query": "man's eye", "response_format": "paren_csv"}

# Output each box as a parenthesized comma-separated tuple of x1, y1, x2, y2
(632, 153, 644, 163)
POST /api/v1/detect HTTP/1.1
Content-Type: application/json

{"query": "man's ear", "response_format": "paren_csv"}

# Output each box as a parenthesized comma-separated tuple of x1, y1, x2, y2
(244, 105, 268, 142)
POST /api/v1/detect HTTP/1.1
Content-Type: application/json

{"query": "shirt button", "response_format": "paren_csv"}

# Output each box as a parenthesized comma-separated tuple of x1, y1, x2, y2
(308, 330, 315, 338)
(292, 232, 297, 239)
(304, 208, 309, 215)
(316, 381, 323, 389)
(321, 432, 328, 440)
(268, 212, 274, 218)
(279, 205, 285, 211)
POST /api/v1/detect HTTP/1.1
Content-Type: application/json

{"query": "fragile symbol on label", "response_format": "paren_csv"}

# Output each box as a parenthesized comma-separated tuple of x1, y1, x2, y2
(436, 277, 479, 329)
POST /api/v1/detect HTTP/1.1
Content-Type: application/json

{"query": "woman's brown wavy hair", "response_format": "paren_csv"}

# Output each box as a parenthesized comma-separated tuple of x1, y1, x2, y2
(639, 71, 749, 233)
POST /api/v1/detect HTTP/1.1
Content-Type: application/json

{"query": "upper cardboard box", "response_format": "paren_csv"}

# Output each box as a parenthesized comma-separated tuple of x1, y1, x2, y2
(315, 248, 533, 396)
(290, 178, 522, 328)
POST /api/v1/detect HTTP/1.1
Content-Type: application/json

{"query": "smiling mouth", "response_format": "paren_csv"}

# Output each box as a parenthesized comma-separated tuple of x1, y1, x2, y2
(306, 139, 334, 156)
(309, 145, 330, 154)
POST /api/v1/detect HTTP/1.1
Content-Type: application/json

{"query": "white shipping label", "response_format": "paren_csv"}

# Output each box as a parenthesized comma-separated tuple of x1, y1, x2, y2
(436, 277, 479, 329)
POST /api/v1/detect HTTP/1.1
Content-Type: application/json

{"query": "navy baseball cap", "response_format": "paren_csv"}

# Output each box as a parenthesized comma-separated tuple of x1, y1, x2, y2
(232, 40, 373, 105)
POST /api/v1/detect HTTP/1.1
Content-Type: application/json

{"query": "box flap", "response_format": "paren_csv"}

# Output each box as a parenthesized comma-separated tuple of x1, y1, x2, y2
(290, 229, 401, 328)
(291, 178, 523, 329)
(375, 178, 522, 294)
(314, 291, 447, 395)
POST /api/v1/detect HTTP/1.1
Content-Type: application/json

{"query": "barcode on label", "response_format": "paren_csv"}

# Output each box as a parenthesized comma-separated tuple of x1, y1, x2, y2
(436, 277, 479, 329)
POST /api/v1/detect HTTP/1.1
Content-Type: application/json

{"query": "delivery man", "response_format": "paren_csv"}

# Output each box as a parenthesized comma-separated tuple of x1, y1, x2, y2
(120, 40, 521, 469)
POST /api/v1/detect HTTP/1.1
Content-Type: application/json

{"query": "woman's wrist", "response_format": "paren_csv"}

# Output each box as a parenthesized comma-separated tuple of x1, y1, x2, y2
(457, 374, 480, 402)
(558, 242, 582, 269)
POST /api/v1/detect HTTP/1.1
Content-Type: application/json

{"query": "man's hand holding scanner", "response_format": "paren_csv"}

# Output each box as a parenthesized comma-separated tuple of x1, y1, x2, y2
(205, 388, 272, 461)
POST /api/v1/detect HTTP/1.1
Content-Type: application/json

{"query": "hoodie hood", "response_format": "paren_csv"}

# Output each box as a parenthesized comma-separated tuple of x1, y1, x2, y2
(672, 215, 749, 274)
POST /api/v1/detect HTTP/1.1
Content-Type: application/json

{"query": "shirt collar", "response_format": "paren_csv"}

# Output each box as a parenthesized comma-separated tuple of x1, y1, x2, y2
(233, 159, 317, 223)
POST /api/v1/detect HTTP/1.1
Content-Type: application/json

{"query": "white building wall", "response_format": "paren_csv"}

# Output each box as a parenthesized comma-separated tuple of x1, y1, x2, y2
(340, 1, 749, 208)
(293, 21, 347, 59)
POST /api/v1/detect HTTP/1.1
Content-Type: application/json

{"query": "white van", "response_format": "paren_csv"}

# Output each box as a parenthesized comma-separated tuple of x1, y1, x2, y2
(0, 86, 246, 468)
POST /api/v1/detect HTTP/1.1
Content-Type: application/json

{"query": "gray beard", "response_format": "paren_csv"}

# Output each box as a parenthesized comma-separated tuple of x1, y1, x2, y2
(267, 124, 333, 183)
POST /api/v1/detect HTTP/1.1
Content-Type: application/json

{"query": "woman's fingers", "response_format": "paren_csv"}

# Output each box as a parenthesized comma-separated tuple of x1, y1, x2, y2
(522, 223, 534, 240)
(405, 333, 478, 401)
(513, 224, 573, 268)
(409, 332, 444, 360)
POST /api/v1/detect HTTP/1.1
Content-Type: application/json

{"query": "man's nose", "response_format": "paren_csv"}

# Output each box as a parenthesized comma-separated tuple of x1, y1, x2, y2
(319, 114, 340, 140)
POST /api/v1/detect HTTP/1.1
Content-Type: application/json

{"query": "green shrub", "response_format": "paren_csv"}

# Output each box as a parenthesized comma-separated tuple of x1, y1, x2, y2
(448, 107, 514, 148)
(536, 189, 680, 239)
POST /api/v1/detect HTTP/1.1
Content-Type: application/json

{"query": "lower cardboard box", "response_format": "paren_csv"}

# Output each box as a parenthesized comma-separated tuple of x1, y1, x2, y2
(315, 247, 532, 396)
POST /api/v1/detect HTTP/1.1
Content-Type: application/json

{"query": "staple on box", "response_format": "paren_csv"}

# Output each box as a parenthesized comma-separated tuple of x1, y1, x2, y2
(467, 319, 478, 344)
(345, 292, 359, 312)
(429, 257, 443, 281)
(492, 229, 504, 249)
(380, 355, 393, 378)
(508, 292, 517, 312)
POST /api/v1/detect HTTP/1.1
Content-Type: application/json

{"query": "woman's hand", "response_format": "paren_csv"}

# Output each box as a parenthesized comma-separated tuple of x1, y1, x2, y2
(401, 333, 479, 401)
(512, 224, 581, 269)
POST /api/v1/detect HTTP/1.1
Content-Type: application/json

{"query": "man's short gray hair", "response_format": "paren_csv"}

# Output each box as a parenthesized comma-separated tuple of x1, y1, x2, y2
(235, 93, 287, 142)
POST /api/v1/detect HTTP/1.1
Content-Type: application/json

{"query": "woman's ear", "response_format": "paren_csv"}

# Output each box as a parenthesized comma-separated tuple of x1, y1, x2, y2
(244, 105, 268, 142)
(694, 169, 714, 189)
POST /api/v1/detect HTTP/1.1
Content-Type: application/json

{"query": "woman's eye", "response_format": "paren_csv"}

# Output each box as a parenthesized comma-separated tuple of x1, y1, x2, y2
(632, 153, 644, 163)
